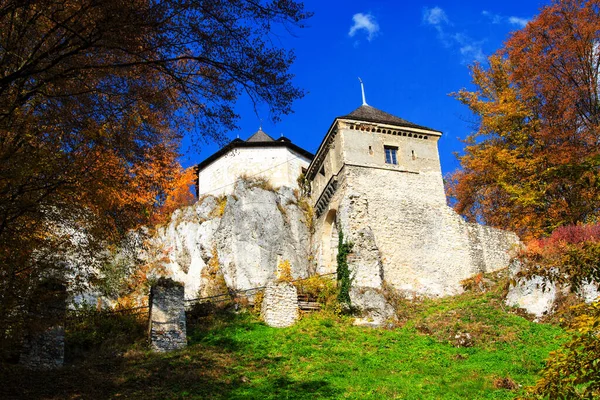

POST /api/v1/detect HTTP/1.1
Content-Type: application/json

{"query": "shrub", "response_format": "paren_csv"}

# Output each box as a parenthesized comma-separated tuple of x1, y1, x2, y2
(252, 290, 264, 315)
(276, 259, 293, 282)
(210, 196, 228, 218)
(201, 246, 228, 298)
(298, 198, 314, 233)
(239, 174, 275, 191)
(517, 223, 600, 292)
(524, 301, 600, 399)
(336, 230, 353, 307)
(294, 274, 338, 313)
(65, 305, 148, 363)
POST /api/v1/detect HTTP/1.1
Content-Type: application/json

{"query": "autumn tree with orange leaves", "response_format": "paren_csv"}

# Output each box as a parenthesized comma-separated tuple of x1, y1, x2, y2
(0, 0, 310, 353)
(448, 0, 600, 241)
(449, 2, 600, 397)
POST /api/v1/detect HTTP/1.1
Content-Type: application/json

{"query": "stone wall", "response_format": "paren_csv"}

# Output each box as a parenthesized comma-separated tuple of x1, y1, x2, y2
(261, 281, 299, 328)
(20, 280, 67, 369)
(311, 162, 520, 298)
(337, 165, 520, 297)
(149, 278, 187, 352)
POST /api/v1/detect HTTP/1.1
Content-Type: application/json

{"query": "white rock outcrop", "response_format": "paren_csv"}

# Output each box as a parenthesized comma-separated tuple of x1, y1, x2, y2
(151, 180, 311, 299)
(505, 262, 600, 318)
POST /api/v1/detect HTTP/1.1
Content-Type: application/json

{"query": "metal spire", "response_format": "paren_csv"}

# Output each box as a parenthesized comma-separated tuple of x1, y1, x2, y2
(358, 77, 368, 106)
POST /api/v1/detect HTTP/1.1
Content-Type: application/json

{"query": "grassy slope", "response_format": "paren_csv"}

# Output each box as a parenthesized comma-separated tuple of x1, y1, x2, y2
(1, 287, 564, 400)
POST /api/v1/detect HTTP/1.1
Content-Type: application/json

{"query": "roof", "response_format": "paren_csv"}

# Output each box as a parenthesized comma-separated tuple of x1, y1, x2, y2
(246, 128, 275, 142)
(340, 105, 438, 132)
(196, 130, 314, 173)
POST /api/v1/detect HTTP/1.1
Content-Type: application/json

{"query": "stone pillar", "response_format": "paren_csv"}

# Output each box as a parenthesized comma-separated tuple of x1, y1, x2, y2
(20, 279, 67, 370)
(149, 278, 186, 352)
(261, 281, 299, 328)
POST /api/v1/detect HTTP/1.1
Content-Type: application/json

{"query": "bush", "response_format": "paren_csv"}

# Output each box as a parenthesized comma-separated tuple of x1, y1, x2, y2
(276, 259, 293, 282)
(517, 223, 600, 291)
(524, 301, 600, 399)
(336, 230, 353, 307)
(294, 274, 339, 313)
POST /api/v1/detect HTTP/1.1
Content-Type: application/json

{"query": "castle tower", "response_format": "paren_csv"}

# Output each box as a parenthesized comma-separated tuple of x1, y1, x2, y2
(306, 104, 518, 296)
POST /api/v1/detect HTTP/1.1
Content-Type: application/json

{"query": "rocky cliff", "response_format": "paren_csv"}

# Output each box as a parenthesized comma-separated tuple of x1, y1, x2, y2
(151, 179, 311, 299)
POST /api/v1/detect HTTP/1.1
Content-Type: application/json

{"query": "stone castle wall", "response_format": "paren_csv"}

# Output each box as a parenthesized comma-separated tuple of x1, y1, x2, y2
(310, 123, 520, 297)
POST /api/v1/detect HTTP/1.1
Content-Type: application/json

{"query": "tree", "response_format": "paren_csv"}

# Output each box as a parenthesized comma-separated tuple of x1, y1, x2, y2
(0, 0, 310, 354)
(448, 0, 600, 240)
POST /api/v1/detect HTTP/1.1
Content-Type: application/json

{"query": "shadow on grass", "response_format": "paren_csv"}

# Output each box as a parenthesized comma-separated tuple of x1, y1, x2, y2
(0, 312, 340, 400)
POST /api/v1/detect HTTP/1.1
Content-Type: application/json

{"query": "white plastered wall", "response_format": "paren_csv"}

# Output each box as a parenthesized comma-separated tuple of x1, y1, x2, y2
(198, 146, 311, 197)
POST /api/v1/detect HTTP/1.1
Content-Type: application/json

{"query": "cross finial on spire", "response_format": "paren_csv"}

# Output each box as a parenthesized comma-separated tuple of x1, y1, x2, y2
(358, 77, 368, 106)
(259, 119, 263, 131)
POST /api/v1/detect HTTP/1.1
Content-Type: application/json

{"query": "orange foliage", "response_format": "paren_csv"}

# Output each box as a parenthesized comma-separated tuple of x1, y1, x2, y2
(0, 0, 309, 352)
(151, 166, 197, 225)
(449, 0, 600, 240)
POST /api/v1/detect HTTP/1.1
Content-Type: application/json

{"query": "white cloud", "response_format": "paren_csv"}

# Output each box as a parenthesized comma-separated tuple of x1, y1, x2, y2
(423, 7, 484, 63)
(482, 10, 502, 24)
(483, 10, 529, 28)
(453, 33, 486, 63)
(508, 16, 529, 28)
(423, 6, 449, 26)
(348, 13, 380, 41)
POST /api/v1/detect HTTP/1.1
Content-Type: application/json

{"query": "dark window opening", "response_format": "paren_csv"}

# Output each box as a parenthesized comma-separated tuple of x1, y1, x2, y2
(384, 146, 398, 165)
(319, 166, 325, 176)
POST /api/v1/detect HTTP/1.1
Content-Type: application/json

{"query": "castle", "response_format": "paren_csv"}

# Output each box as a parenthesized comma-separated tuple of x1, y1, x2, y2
(196, 102, 519, 297)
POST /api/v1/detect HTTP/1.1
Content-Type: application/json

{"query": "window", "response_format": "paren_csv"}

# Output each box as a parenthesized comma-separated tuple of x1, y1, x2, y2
(384, 146, 398, 165)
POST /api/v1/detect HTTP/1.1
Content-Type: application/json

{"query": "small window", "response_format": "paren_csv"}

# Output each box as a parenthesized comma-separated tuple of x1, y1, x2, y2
(384, 146, 398, 165)
(319, 166, 325, 176)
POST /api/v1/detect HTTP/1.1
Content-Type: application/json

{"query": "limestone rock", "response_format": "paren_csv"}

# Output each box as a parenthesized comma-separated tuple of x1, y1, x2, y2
(505, 275, 557, 319)
(261, 281, 299, 328)
(350, 287, 395, 327)
(214, 182, 310, 290)
(152, 180, 311, 299)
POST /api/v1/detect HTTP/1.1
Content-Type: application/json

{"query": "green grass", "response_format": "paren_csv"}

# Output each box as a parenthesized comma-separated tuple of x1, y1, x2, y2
(1, 288, 565, 400)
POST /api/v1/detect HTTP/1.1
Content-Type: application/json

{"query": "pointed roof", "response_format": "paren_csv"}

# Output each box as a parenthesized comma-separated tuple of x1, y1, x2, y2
(340, 104, 437, 132)
(246, 128, 275, 142)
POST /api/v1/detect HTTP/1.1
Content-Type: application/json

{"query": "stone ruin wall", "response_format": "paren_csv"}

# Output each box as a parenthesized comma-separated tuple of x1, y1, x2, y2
(148, 278, 187, 352)
(261, 281, 299, 328)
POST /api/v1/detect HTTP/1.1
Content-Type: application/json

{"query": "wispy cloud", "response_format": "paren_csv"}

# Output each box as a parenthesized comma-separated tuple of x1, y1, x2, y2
(424, 6, 449, 26)
(348, 13, 380, 42)
(423, 6, 485, 63)
(508, 16, 529, 28)
(482, 11, 529, 28)
(454, 34, 486, 63)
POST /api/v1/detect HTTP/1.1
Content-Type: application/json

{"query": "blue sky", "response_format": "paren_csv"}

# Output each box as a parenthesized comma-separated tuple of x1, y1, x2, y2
(180, 0, 547, 177)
